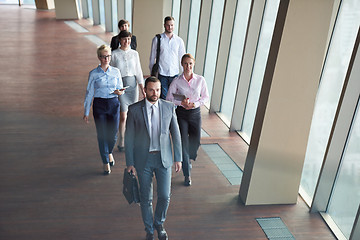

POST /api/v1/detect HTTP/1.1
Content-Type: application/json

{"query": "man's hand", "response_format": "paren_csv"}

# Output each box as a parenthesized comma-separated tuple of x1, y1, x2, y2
(127, 165, 136, 175)
(175, 162, 182, 173)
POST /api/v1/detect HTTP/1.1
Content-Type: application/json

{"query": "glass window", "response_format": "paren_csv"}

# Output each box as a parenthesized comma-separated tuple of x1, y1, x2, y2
(327, 101, 360, 239)
(220, 0, 252, 125)
(241, 0, 280, 140)
(300, 0, 360, 201)
(172, 0, 181, 35)
(203, 0, 225, 98)
(187, 0, 201, 57)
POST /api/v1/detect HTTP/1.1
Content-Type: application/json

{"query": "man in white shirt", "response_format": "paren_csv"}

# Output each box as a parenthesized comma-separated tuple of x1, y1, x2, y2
(149, 16, 185, 99)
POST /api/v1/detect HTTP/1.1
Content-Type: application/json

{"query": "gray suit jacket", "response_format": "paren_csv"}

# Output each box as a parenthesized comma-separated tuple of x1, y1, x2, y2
(125, 99, 182, 172)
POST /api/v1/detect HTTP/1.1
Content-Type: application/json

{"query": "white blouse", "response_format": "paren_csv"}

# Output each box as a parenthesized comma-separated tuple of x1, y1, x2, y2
(110, 48, 144, 85)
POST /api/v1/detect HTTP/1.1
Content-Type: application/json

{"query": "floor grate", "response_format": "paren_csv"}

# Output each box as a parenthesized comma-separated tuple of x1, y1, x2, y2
(256, 217, 296, 239)
(201, 143, 242, 185)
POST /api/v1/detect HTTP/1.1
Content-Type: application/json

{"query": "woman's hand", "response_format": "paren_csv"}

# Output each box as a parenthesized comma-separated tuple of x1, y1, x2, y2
(113, 89, 125, 96)
(181, 98, 195, 110)
(83, 115, 89, 124)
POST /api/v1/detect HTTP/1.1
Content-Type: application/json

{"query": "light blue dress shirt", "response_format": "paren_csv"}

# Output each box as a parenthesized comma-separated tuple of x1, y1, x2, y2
(84, 65, 123, 116)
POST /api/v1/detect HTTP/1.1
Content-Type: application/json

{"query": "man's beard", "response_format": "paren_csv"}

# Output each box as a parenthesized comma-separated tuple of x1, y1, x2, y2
(147, 94, 158, 103)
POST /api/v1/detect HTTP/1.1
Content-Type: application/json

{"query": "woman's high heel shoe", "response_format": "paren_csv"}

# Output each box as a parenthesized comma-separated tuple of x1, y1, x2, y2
(103, 163, 111, 175)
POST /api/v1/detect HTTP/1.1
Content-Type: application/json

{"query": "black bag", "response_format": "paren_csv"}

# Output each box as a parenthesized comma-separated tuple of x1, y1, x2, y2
(123, 168, 140, 204)
(151, 34, 161, 76)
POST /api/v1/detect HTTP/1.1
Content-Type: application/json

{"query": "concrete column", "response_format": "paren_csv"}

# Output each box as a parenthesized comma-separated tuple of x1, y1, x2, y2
(54, 0, 80, 19)
(92, 0, 100, 25)
(239, 0, 335, 205)
(132, 0, 171, 75)
(35, 0, 55, 9)
(104, 0, 115, 32)
(117, 0, 125, 25)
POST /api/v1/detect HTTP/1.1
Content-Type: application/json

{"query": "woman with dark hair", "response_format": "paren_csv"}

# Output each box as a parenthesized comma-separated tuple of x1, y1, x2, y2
(110, 19, 137, 51)
(83, 45, 125, 175)
(110, 31, 145, 152)
(166, 53, 209, 186)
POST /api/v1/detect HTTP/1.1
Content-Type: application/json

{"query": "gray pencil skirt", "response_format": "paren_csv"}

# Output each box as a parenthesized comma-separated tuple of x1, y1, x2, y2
(119, 76, 138, 112)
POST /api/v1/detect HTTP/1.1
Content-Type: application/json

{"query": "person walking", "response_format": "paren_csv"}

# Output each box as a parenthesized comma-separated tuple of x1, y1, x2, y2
(83, 45, 124, 175)
(110, 30, 145, 152)
(149, 16, 185, 99)
(110, 19, 137, 51)
(125, 76, 182, 240)
(166, 53, 209, 186)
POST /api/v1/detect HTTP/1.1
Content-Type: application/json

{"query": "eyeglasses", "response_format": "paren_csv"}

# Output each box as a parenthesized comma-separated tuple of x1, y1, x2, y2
(100, 55, 111, 59)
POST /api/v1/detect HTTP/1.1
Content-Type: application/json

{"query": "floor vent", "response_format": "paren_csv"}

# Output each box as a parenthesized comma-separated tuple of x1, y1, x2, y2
(256, 217, 296, 239)
(201, 143, 242, 185)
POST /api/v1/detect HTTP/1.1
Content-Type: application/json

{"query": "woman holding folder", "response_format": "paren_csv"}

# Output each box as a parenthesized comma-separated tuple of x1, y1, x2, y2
(166, 53, 209, 186)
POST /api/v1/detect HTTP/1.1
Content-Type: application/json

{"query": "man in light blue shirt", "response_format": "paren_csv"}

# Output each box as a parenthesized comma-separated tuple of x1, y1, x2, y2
(149, 16, 185, 99)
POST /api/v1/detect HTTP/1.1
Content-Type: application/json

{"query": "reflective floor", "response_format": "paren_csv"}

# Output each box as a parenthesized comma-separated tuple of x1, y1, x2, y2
(0, 5, 336, 240)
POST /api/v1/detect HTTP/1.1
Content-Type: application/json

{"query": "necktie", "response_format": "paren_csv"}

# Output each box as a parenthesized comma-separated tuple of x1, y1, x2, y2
(151, 105, 160, 150)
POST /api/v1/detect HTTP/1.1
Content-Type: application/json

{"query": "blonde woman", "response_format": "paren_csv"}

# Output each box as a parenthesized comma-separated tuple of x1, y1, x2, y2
(83, 45, 124, 175)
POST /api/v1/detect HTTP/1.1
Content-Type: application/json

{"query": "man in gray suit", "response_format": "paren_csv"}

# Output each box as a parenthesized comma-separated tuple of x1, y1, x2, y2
(125, 76, 182, 240)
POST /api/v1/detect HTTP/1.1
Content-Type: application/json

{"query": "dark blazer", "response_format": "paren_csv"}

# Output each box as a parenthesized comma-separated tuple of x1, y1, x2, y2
(125, 99, 182, 172)
(110, 35, 137, 51)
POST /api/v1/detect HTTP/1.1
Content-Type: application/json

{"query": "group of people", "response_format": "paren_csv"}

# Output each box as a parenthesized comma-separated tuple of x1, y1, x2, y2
(83, 17, 209, 240)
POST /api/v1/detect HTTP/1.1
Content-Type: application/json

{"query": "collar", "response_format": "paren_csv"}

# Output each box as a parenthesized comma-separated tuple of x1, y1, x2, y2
(145, 98, 159, 109)
(97, 65, 111, 73)
(181, 73, 194, 82)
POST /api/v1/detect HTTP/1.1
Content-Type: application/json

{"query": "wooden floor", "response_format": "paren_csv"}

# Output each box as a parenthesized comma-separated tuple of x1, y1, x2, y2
(0, 5, 336, 240)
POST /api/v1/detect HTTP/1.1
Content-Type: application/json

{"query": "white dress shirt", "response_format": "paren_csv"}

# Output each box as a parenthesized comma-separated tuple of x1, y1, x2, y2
(110, 48, 144, 85)
(149, 32, 185, 77)
(145, 99, 160, 152)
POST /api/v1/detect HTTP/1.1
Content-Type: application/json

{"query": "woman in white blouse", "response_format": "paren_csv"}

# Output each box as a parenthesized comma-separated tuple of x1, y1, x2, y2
(110, 31, 145, 152)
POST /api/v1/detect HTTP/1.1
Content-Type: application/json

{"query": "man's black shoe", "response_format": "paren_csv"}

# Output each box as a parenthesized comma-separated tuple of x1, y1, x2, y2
(146, 232, 154, 240)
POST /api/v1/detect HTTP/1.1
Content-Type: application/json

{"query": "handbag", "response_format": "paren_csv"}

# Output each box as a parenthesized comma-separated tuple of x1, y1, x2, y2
(151, 34, 161, 76)
(122, 168, 140, 204)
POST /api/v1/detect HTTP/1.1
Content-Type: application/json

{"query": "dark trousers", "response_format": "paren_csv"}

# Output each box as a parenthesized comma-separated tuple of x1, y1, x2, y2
(158, 74, 177, 100)
(93, 97, 120, 164)
(176, 106, 201, 177)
